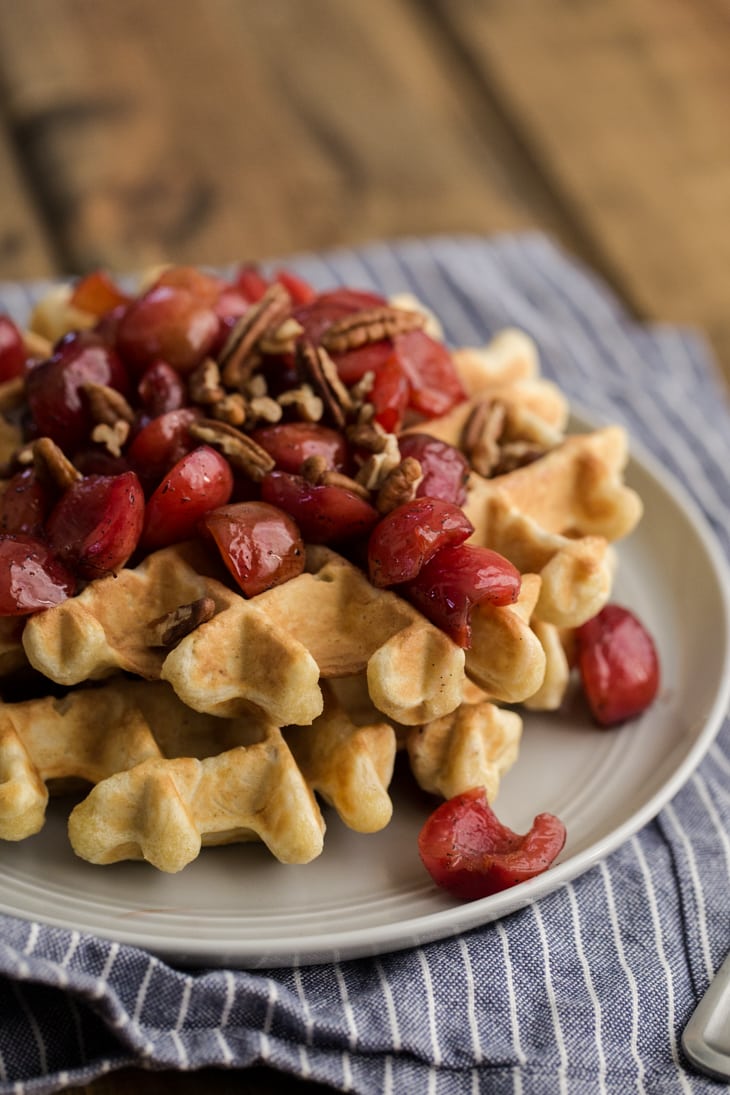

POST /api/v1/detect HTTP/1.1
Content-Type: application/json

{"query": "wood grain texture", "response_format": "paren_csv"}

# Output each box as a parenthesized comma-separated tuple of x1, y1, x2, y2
(0, 119, 55, 278)
(427, 0, 730, 376)
(0, 0, 581, 277)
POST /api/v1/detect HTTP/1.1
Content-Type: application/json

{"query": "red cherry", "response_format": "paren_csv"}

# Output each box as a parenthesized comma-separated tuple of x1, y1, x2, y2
(116, 284, 219, 373)
(137, 360, 187, 416)
(0, 315, 27, 381)
(250, 422, 347, 474)
(0, 534, 75, 615)
(127, 407, 202, 490)
(260, 470, 379, 543)
(398, 433, 469, 506)
(418, 786, 566, 901)
(46, 471, 145, 579)
(393, 330, 466, 418)
(575, 604, 660, 726)
(0, 467, 51, 537)
(202, 501, 304, 596)
(141, 446, 234, 550)
(405, 543, 521, 647)
(367, 498, 474, 588)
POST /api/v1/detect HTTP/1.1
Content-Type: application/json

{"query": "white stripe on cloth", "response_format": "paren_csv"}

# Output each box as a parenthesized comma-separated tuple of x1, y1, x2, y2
(565, 882, 607, 1093)
(599, 861, 646, 1091)
(663, 802, 715, 984)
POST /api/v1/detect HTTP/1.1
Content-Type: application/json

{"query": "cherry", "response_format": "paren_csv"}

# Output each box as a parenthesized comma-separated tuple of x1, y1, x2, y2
(46, 471, 145, 580)
(250, 422, 347, 474)
(260, 470, 379, 543)
(0, 467, 51, 537)
(405, 543, 521, 647)
(292, 288, 386, 346)
(137, 360, 187, 416)
(575, 604, 660, 726)
(331, 340, 395, 386)
(394, 330, 466, 418)
(0, 315, 26, 381)
(367, 498, 474, 588)
(274, 268, 316, 305)
(141, 445, 234, 550)
(202, 501, 304, 596)
(0, 534, 75, 615)
(69, 271, 130, 317)
(116, 284, 219, 374)
(25, 331, 129, 453)
(418, 786, 566, 901)
(398, 433, 469, 506)
(127, 407, 202, 490)
(367, 355, 410, 433)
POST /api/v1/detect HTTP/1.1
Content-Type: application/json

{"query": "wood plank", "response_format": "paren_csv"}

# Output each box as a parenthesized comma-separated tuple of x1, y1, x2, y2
(0, 0, 585, 275)
(0, 118, 55, 280)
(427, 0, 730, 378)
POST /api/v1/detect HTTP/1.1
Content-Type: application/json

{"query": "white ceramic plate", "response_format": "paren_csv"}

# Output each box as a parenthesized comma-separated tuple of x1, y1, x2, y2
(1, 418, 729, 968)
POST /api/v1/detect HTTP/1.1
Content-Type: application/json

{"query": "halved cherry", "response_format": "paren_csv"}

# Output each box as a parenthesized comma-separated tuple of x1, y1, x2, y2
(367, 354, 410, 433)
(250, 422, 347, 474)
(418, 786, 567, 901)
(127, 407, 202, 490)
(0, 467, 51, 537)
(293, 288, 387, 346)
(69, 270, 130, 316)
(46, 471, 145, 579)
(575, 604, 660, 726)
(398, 433, 469, 506)
(0, 534, 75, 615)
(0, 315, 27, 381)
(274, 268, 316, 305)
(116, 284, 219, 373)
(141, 445, 234, 551)
(367, 498, 474, 588)
(394, 330, 466, 418)
(404, 543, 521, 647)
(261, 470, 379, 543)
(202, 501, 304, 596)
(137, 360, 187, 416)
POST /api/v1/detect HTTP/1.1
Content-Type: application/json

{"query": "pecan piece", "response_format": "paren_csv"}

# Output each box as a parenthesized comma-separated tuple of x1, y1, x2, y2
(296, 342, 352, 430)
(146, 597, 217, 649)
(461, 399, 507, 478)
(218, 283, 292, 389)
(321, 306, 425, 354)
(301, 455, 373, 501)
(188, 418, 275, 480)
(82, 382, 135, 427)
(375, 457, 423, 514)
(188, 358, 225, 406)
(32, 437, 82, 491)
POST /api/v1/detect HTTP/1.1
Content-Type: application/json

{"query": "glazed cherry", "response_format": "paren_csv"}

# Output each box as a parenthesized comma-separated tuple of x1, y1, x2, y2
(0, 534, 75, 615)
(293, 288, 387, 346)
(202, 501, 304, 596)
(398, 433, 469, 506)
(394, 330, 465, 418)
(367, 355, 410, 433)
(127, 407, 202, 490)
(116, 284, 219, 374)
(405, 543, 521, 647)
(418, 786, 567, 901)
(0, 315, 26, 381)
(261, 470, 379, 543)
(367, 498, 474, 588)
(575, 604, 660, 726)
(69, 270, 130, 316)
(25, 331, 129, 453)
(0, 467, 51, 537)
(137, 360, 187, 416)
(46, 471, 145, 579)
(250, 422, 347, 474)
(141, 445, 234, 551)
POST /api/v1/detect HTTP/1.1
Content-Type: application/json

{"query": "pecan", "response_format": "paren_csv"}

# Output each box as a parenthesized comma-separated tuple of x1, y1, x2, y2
(301, 455, 373, 501)
(188, 357, 225, 406)
(210, 393, 248, 427)
(277, 384, 324, 423)
(321, 306, 425, 354)
(375, 457, 423, 514)
(258, 316, 304, 355)
(146, 597, 217, 649)
(188, 418, 275, 480)
(296, 342, 352, 430)
(91, 420, 130, 458)
(491, 441, 546, 477)
(346, 420, 388, 454)
(218, 283, 291, 389)
(355, 432, 401, 491)
(246, 395, 282, 425)
(461, 399, 506, 478)
(82, 383, 135, 426)
(32, 437, 82, 491)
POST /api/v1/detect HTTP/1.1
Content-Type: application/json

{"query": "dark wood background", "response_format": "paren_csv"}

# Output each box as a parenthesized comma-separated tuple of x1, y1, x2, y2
(0, 1, 728, 1092)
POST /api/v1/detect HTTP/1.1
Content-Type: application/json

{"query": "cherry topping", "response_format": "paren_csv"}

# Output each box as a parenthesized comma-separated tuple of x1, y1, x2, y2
(141, 445, 234, 551)
(0, 534, 75, 615)
(0, 315, 27, 381)
(202, 501, 304, 596)
(261, 470, 379, 543)
(46, 471, 145, 580)
(575, 604, 660, 726)
(367, 498, 474, 588)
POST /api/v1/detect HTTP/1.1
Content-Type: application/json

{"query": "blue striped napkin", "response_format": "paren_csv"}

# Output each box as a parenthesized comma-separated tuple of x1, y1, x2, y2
(1, 234, 729, 1094)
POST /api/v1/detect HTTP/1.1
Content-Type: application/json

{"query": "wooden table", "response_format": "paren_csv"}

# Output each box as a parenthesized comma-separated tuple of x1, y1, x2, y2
(0, 2, 728, 1092)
